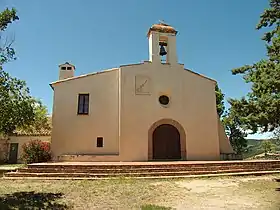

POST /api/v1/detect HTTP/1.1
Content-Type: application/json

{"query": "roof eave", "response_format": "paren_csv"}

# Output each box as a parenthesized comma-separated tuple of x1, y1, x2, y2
(184, 68, 216, 83)
(50, 68, 119, 86)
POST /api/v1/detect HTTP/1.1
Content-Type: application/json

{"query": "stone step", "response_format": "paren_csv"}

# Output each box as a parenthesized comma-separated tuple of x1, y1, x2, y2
(18, 165, 280, 174)
(28, 163, 280, 170)
(5, 169, 280, 178)
(27, 162, 280, 171)
(4, 171, 280, 180)
(5, 160, 280, 180)
(30, 160, 280, 168)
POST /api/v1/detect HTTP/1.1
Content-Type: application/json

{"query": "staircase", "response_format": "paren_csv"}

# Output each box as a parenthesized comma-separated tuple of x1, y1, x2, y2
(4, 160, 280, 180)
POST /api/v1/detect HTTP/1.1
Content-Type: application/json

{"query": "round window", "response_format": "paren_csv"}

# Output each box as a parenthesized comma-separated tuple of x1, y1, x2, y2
(159, 95, 170, 106)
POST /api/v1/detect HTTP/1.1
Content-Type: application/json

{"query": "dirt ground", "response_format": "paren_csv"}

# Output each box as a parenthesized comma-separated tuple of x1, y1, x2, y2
(0, 175, 279, 210)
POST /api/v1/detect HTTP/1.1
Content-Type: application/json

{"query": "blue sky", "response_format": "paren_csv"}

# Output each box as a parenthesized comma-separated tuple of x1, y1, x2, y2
(1, 0, 272, 138)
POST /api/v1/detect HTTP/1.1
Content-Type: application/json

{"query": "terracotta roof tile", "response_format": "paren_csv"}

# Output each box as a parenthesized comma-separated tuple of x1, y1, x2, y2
(147, 23, 177, 36)
(12, 117, 52, 136)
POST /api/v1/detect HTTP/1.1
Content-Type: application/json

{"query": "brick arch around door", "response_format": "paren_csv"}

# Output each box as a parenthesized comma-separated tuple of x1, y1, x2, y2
(148, 119, 186, 160)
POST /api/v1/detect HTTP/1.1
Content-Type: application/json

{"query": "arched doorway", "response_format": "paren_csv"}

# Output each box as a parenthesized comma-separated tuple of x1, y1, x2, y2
(152, 124, 181, 160)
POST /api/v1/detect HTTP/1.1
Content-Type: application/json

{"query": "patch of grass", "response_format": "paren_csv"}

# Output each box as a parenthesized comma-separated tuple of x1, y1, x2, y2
(141, 204, 172, 210)
(0, 164, 25, 170)
(0, 175, 279, 209)
(0, 164, 25, 178)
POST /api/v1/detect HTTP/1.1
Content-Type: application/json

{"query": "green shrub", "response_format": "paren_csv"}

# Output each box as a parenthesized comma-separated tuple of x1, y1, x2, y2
(21, 140, 51, 163)
(141, 204, 172, 210)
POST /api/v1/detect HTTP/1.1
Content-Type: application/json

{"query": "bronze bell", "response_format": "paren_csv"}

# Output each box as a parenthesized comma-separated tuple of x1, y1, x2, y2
(159, 45, 167, 56)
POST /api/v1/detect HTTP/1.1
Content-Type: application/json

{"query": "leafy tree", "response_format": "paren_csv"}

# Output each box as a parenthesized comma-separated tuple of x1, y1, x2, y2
(0, 8, 49, 136)
(229, 0, 280, 133)
(214, 76, 246, 154)
(0, 8, 18, 68)
(261, 140, 276, 155)
(215, 83, 225, 118)
(32, 100, 51, 131)
(0, 71, 35, 135)
(222, 112, 247, 155)
(20, 99, 51, 134)
(272, 127, 280, 146)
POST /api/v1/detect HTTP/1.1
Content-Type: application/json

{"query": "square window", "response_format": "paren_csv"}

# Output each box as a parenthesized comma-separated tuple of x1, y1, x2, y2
(97, 137, 103, 147)
(61, 67, 66, 70)
(67, 67, 72, 70)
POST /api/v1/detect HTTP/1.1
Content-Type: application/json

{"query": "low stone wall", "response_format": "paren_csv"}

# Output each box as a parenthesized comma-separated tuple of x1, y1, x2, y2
(57, 154, 120, 162)
(0, 138, 9, 163)
(2, 136, 51, 163)
(220, 153, 243, 160)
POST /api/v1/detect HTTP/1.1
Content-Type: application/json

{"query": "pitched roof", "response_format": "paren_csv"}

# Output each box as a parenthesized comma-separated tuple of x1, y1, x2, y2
(11, 116, 52, 136)
(184, 68, 216, 83)
(50, 68, 119, 88)
(50, 62, 216, 89)
(12, 128, 51, 136)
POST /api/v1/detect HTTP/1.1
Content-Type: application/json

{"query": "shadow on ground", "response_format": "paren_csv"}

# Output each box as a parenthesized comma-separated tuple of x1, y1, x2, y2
(275, 178, 280, 192)
(0, 191, 68, 209)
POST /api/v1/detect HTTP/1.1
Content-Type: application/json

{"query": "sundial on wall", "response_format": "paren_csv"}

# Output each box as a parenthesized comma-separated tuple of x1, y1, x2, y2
(135, 75, 151, 95)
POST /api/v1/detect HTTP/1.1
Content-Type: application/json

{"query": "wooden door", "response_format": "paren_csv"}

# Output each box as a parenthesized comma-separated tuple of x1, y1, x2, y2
(152, 124, 181, 160)
(8, 143, 18, 164)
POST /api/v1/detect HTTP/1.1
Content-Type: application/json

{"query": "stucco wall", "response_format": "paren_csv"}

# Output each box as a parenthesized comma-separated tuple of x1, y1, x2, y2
(51, 62, 227, 161)
(51, 69, 120, 158)
(218, 119, 234, 154)
(8, 136, 51, 162)
(119, 62, 220, 161)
